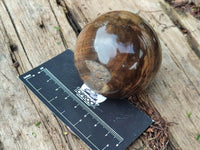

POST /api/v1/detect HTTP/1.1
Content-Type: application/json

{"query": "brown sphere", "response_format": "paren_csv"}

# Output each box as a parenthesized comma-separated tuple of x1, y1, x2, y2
(74, 11, 162, 98)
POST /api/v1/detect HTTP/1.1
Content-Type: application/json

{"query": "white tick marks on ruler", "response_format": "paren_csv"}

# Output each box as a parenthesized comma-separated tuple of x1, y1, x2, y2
(55, 87, 61, 91)
(102, 144, 110, 150)
(94, 122, 99, 127)
(87, 135, 91, 139)
(49, 98, 55, 102)
(61, 110, 65, 114)
(74, 119, 82, 126)
(23, 74, 31, 79)
(37, 88, 42, 91)
(46, 79, 51, 82)
(27, 68, 125, 150)
(74, 104, 79, 108)
(65, 96, 70, 99)
(49, 96, 58, 102)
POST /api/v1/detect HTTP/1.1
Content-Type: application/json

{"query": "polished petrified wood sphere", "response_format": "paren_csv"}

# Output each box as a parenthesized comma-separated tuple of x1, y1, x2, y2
(74, 11, 162, 98)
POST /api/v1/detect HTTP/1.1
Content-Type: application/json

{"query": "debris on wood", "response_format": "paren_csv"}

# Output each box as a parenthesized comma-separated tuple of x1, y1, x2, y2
(196, 134, 200, 141)
(54, 26, 60, 31)
(173, 19, 188, 35)
(32, 132, 37, 137)
(39, 23, 45, 29)
(129, 95, 175, 150)
(35, 121, 41, 127)
(165, 0, 200, 20)
(13, 61, 19, 68)
(187, 112, 192, 118)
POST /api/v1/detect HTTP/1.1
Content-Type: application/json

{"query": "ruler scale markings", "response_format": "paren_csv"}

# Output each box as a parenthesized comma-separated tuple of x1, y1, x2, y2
(25, 68, 124, 149)
(61, 110, 66, 114)
(87, 134, 92, 139)
(74, 119, 83, 126)
(23, 74, 31, 79)
(49, 98, 55, 102)
(19, 51, 154, 150)
(37, 88, 42, 91)
(44, 68, 124, 143)
(65, 96, 70, 99)
(84, 113, 89, 118)
(55, 87, 61, 91)
(102, 144, 109, 150)
(46, 78, 51, 82)
(26, 78, 100, 150)
(25, 74, 34, 80)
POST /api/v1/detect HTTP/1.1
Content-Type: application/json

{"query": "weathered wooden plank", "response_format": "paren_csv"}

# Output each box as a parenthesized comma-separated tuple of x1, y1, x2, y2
(0, 4, 58, 150)
(160, 1, 200, 58)
(1, 0, 200, 149)
(0, 0, 87, 149)
(0, 0, 149, 149)
(63, 0, 200, 149)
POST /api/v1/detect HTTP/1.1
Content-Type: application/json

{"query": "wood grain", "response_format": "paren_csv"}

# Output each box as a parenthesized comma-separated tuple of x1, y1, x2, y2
(0, 0, 200, 149)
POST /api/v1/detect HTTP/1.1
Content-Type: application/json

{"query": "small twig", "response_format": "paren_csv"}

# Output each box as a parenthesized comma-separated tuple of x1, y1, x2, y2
(164, 140, 169, 150)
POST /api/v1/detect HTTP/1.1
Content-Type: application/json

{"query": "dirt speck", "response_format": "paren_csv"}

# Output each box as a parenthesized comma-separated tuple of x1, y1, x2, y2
(129, 95, 176, 150)
(13, 61, 19, 68)
(10, 44, 18, 52)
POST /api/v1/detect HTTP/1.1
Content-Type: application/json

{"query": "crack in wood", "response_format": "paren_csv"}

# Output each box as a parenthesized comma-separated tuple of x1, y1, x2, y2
(2, 0, 33, 68)
(76, 6, 89, 24)
(160, 2, 200, 59)
(8, 127, 21, 150)
(48, 0, 68, 48)
(55, 0, 81, 36)
(0, 72, 12, 84)
(9, 44, 18, 52)
(64, 9, 82, 36)
(39, 20, 45, 29)
(0, 15, 25, 73)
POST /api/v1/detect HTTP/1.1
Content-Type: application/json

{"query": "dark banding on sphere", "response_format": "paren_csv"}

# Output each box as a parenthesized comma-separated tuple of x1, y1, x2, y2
(74, 11, 162, 98)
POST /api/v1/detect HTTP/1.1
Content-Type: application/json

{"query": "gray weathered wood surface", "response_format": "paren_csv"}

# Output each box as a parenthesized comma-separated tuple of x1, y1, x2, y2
(0, 0, 200, 149)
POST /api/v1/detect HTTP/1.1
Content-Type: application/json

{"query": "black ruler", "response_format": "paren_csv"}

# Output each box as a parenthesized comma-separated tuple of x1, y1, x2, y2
(19, 49, 153, 150)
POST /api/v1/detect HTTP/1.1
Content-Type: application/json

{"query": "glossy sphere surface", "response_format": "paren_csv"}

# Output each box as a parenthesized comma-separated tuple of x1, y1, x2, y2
(74, 11, 162, 98)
